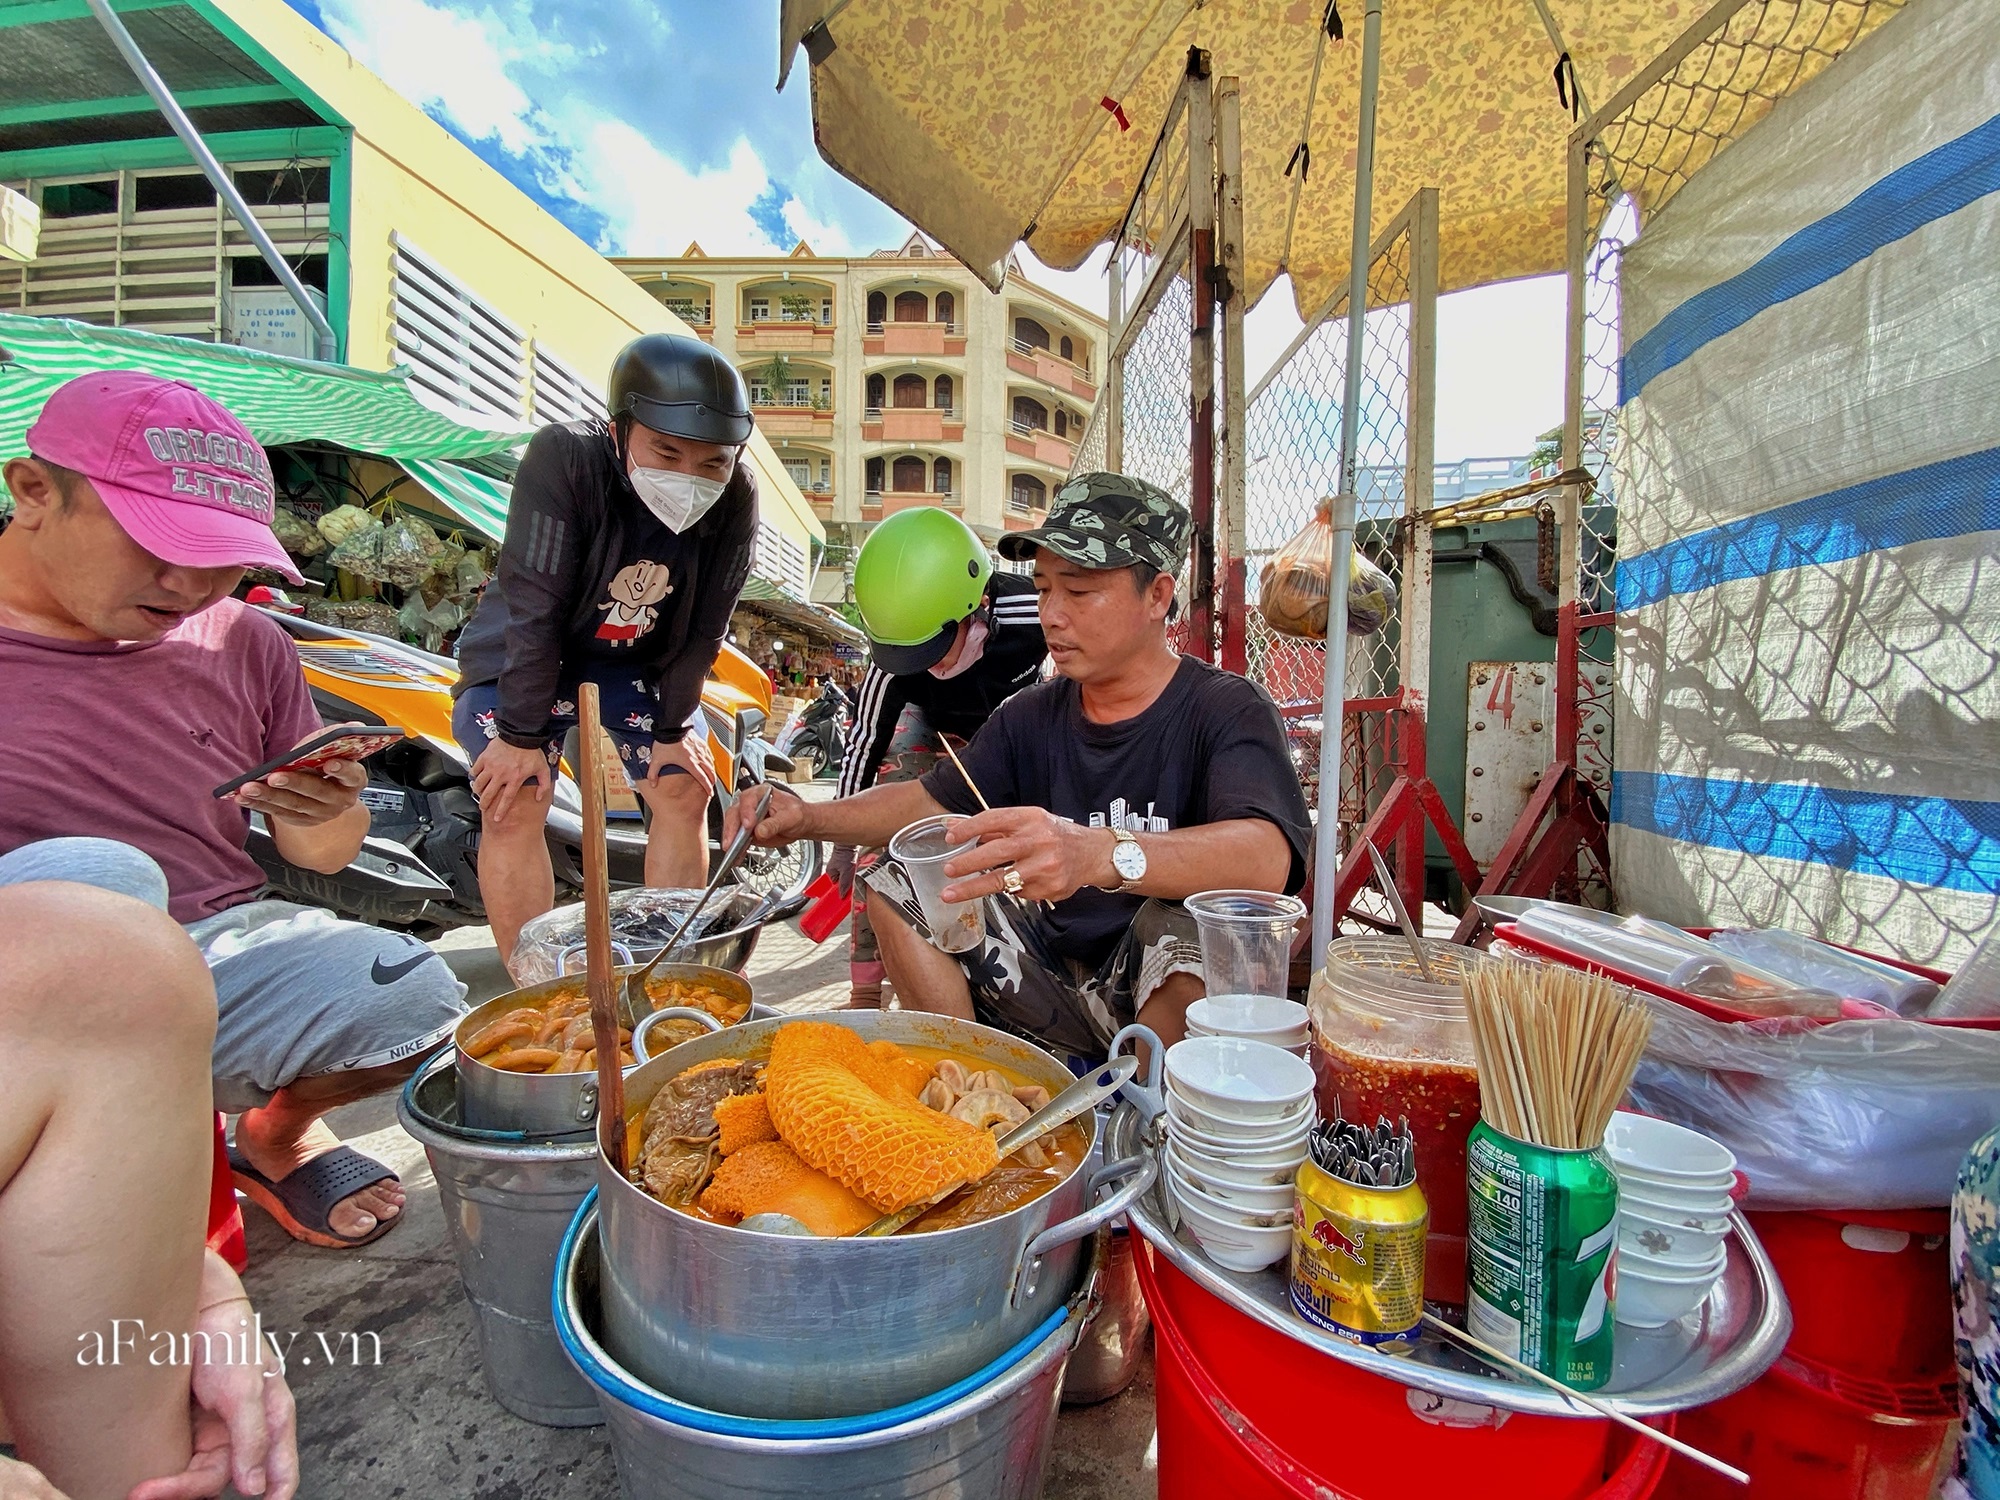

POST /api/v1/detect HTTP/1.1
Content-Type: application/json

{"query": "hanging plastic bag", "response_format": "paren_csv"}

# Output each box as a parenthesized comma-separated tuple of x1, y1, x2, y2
(454, 548, 491, 595)
(1258, 500, 1397, 640)
(396, 593, 464, 652)
(271, 506, 326, 559)
(1624, 992, 2000, 1210)
(374, 514, 446, 590)
(324, 517, 391, 580)
(315, 503, 375, 548)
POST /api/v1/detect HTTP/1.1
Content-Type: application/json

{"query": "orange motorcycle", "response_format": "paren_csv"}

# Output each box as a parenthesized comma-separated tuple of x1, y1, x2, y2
(249, 604, 821, 936)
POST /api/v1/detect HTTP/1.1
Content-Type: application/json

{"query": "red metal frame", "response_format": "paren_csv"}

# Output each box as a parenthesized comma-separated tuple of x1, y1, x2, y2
(1289, 688, 1481, 930)
(1449, 601, 1615, 942)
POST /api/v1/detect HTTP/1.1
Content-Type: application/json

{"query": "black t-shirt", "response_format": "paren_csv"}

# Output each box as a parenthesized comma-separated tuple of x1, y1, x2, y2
(920, 656, 1311, 967)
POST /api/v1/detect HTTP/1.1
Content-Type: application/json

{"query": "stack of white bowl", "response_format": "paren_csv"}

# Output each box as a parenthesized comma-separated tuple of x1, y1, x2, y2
(1183, 994, 1312, 1057)
(1160, 1036, 1316, 1272)
(1603, 1111, 1738, 1328)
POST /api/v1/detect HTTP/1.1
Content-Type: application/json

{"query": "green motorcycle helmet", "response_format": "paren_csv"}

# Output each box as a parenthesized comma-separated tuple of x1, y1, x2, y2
(853, 507, 992, 674)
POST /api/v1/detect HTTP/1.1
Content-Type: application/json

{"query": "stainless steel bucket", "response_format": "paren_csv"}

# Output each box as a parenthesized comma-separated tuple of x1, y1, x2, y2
(396, 1056, 601, 1427)
(596, 1009, 1155, 1419)
(1061, 1227, 1150, 1404)
(558, 1202, 1099, 1499)
(454, 962, 753, 1136)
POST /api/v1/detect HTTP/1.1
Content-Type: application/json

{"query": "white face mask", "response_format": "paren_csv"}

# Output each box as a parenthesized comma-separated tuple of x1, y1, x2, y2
(630, 466, 727, 533)
(928, 615, 990, 679)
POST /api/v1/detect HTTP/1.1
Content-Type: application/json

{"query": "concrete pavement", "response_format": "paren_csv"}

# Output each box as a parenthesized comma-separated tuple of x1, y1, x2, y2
(236, 793, 1158, 1498)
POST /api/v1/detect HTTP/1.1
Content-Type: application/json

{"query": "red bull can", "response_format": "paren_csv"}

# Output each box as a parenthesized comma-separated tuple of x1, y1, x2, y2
(1290, 1156, 1428, 1347)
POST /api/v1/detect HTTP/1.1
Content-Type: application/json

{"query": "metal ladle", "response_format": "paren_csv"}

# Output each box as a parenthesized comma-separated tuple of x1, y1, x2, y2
(619, 784, 774, 1020)
(858, 1053, 1140, 1237)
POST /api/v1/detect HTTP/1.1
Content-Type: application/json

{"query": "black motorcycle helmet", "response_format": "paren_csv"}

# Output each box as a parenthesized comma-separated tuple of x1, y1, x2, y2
(607, 333, 753, 446)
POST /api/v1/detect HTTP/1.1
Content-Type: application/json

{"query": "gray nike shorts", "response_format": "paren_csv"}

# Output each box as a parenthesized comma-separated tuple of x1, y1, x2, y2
(0, 837, 467, 1112)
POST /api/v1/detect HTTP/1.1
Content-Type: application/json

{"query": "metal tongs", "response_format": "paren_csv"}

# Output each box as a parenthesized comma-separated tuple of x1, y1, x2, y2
(619, 784, 773, 1019)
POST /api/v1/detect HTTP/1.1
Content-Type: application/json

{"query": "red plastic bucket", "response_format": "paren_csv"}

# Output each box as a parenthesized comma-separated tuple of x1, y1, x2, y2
(1746, 1209, 1952, 1384)
(1659, 1353, 1956, 1500)
(207, 1113, 247, 1272)
(1138, 1243, 1670, 1500)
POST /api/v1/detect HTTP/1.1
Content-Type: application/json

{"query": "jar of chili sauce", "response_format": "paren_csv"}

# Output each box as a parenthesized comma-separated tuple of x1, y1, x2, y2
(1307, 937, 1491, 1304)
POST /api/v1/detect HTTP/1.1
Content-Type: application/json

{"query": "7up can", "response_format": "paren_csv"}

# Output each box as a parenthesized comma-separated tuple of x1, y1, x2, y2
(1465, 1121, 1619, 1390)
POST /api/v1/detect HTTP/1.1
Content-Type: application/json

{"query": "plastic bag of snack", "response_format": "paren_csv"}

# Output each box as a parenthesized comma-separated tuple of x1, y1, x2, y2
(1258, 501, 1398, 639)
(271, 506, 326, 558)
(315, 503, 375, 547)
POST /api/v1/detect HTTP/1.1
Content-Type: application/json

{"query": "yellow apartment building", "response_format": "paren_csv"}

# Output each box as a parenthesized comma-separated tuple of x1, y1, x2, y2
(612, 233, 1104, 560)
(0, 0, 822, 587)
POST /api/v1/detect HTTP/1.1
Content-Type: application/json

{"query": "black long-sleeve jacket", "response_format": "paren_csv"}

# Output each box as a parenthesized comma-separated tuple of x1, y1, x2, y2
(453, 420, 757, 747)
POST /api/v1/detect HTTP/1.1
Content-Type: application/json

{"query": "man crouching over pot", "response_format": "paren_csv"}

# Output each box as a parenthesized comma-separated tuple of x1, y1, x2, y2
(728, 473, 1310, 1064)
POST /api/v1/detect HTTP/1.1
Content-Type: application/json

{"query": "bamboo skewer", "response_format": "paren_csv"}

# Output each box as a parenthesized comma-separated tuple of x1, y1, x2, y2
(577, 683, 625, 1176)
(1463, 962, 1652, 1150)
(1420, 1315, 1749, 1485)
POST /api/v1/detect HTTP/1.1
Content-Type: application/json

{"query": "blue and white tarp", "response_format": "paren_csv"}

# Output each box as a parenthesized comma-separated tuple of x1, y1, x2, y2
(1610, 0, 2000, 968)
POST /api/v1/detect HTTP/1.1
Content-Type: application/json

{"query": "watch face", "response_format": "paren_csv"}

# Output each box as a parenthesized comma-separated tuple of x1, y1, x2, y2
(1112, 839, 1147, 883)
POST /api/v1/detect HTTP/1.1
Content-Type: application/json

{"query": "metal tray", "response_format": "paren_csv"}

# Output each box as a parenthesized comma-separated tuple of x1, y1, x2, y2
(1110, 1104, 1791, 1419)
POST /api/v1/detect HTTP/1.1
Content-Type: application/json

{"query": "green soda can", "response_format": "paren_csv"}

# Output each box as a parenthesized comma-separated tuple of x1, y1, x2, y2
(1464, 1120, 1619, 1390)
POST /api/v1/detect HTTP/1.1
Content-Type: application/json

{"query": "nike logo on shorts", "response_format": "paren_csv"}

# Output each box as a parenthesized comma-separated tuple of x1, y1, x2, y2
(370, 950, 435, 985)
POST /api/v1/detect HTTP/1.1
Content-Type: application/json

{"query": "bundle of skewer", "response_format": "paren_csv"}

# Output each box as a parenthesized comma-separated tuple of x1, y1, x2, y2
(1464, 961, 1652, 1150)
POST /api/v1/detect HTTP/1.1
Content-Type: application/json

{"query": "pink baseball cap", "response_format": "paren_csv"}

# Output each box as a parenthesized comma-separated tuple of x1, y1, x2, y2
(25, 370, 303, 583)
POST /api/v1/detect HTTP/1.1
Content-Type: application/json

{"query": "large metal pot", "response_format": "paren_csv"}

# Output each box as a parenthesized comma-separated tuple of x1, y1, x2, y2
(455, 962, 753, 1136)
(596, 1009, 1155, 1420)
(559, 1202, 1098, 1498)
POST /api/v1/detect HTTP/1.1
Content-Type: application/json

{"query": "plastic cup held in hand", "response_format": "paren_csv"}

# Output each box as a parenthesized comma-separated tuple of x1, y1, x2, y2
(888, 814, 987, 954)
(1185, 889, 1306, 1001)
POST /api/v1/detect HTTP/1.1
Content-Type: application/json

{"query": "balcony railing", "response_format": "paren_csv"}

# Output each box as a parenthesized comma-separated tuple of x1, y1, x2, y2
(662, 302, 711, 325)
(1011, 338, 1093, 378)
(744, 309, 833, 326)
(1011, 418, 1077, 441)
(867, 320, 960, 336)
(751, 395, 834, 411)
(866, 488, 958, 501)
(864, 407, 962, 422)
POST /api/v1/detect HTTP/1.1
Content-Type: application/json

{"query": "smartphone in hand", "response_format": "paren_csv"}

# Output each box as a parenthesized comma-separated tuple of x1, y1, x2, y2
(211, 725, 408, 799)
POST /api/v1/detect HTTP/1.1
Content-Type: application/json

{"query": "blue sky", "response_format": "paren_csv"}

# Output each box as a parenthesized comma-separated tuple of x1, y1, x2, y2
(285, 0, 1566, 459)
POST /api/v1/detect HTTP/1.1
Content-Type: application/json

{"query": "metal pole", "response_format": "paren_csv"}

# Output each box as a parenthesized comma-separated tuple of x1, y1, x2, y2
(87, 0, 339, 362)
(1106, 255, 1125, 472)
(1310, 0, 1384, 962)
(1216, 76, 1249, 675)
(1186, 50, 1217, 663)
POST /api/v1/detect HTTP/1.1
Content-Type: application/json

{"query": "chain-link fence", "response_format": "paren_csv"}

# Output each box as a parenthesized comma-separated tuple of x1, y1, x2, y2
(1565, 0, 1994, 962)
(1245, 204, 1427, 897)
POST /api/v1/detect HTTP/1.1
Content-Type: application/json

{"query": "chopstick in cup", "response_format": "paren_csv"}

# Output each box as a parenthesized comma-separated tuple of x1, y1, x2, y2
(937, 737, 1050, 915)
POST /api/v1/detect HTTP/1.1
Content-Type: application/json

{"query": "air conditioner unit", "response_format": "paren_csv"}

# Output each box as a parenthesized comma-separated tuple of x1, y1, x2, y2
(0, 184, 41, 264)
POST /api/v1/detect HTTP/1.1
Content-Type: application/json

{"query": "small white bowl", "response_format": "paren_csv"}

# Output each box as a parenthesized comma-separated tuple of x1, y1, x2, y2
(1165, 1087, 1312, 1141)
(1174, 1190, 1296, 1273)
(1169, 1127, 1312, 1171)
(1166, 1037, 1316, 1120)
(1167, 1146, 1298, 1212)
(1604, 1112, 1737, 1184)
(1620, 1238, 1725, 1281)
(1619, 1205, 1730, 1265)
(1187, 995, 1310, 1037)
(1169, 1142, 1303, 1187)
(1615, 1252, 1726, 1329)
(1616, 1176, 1735, 1221)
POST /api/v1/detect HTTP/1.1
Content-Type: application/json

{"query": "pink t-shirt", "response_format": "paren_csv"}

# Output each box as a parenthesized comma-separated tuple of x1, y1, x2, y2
(0, 598, 323, 922)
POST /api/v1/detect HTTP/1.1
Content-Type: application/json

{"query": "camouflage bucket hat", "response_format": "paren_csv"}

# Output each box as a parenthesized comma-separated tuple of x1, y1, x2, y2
(996, 472, 1192, 572)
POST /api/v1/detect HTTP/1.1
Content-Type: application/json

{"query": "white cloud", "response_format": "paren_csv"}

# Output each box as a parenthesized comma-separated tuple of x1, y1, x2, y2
(312, 0, 850, 257)
(1017, 245, 1110, 319)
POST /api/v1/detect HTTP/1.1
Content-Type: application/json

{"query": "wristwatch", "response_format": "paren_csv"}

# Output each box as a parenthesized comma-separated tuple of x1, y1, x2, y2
(1099, 827, 1148, 893)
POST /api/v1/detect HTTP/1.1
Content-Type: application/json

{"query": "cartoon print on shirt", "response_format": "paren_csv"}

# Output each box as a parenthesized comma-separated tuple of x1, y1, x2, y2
(596, 560, 674, 644)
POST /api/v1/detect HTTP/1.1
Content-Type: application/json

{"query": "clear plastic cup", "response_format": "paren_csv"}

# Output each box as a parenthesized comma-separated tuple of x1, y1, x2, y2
(888, 814, 987, 954)
(1185, 889, 1306, 1001)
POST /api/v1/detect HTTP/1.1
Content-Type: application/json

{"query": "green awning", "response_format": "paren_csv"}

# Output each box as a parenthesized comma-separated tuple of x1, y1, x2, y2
(0, 311, 528, 462)
(399, 457, 512, 542)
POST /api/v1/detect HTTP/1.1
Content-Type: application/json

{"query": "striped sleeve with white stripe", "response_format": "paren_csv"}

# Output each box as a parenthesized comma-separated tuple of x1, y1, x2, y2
(836, 665, 897, 799)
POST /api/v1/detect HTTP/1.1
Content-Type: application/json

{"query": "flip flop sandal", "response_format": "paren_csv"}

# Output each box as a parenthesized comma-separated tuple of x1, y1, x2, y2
(228, 1144, 401, 1249)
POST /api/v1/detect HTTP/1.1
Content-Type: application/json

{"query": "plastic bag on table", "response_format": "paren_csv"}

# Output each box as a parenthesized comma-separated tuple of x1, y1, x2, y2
(1256, 500, 1397, 640)
(302, 596, 401, 637)
(508, 885, 749, 986)
(1624, 991, 2000, 1210)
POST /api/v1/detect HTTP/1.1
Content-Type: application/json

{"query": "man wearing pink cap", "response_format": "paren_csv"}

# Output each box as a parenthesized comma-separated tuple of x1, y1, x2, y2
(0, 372, 467, 1249)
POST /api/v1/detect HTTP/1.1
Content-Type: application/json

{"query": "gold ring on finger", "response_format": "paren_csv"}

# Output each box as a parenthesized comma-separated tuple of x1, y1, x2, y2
(1001, 869, 1025, 896)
